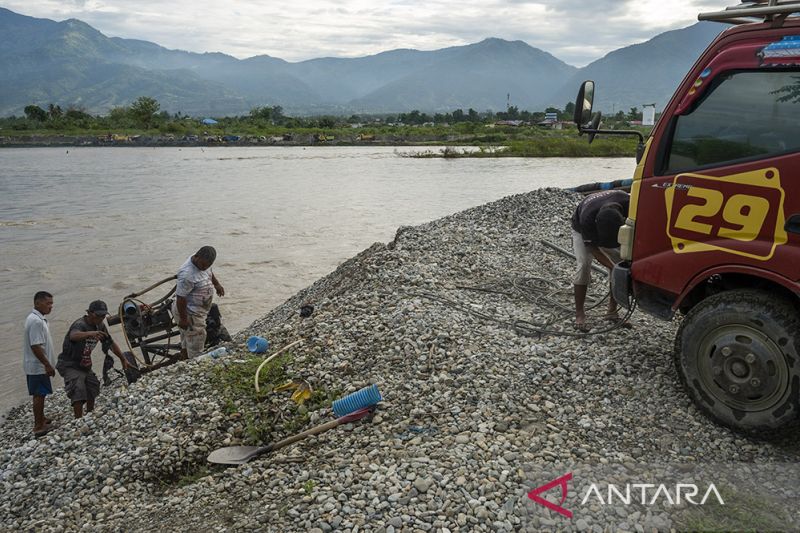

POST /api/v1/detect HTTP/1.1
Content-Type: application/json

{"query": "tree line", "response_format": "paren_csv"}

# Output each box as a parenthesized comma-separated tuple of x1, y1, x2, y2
(4, 96, 646, 133)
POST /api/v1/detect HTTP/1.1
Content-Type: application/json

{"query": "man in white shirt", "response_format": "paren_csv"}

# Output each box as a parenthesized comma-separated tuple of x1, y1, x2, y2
(172, 246, 225, 359)
(23, 291, 56, 436)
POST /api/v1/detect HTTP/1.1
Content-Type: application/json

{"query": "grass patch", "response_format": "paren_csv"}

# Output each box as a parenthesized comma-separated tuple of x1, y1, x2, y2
(208, 354, 291, 444)
(174, 465, 211, 488)
(676, 483, 793, 532)
(502, 136, 636, 157)
(208, 353, 339, 445)
(151, 461, 214, 491)
(209, 354, 292, 404)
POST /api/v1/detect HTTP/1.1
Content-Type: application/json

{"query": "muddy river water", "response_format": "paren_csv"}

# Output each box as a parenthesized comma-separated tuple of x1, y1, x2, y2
(0, 146, 635, 413)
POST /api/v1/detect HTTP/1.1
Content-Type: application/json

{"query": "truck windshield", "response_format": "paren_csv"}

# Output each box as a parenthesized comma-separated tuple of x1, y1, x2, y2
(665, 70, 800, 174)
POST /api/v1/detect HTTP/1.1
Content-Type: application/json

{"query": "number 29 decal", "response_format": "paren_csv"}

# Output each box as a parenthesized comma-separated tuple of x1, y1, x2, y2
(665, 167, 787, 260)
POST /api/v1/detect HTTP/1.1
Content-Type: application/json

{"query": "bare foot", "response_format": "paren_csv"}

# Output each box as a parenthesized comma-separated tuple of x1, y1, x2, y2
(605, 313, 633, 329)
(575, 315, 590, 332)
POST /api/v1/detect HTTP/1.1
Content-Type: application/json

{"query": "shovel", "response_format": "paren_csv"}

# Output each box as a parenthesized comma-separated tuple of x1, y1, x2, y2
(206, 407, 374, 465)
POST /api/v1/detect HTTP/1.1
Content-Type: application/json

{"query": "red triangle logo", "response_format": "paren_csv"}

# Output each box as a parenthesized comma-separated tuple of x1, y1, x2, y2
(527, 472, 573, 518)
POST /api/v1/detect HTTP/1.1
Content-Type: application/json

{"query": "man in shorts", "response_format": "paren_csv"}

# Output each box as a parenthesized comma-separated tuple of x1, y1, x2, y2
(173, 246, 225, 359)
(23, 291, 57, 436)
(571, 190, 630, 330)
(56, 300, 130, 418)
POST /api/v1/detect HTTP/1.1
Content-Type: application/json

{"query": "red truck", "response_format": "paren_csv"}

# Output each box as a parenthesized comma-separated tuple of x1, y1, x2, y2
(574, 0, 800, 433)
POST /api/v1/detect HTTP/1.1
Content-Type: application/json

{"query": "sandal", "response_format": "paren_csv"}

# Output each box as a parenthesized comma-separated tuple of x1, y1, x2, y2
(33, 423, 54, 437)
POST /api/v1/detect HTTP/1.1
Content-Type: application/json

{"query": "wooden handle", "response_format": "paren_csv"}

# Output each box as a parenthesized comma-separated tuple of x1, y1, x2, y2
(270, 418, 343, 452)
(270, 408, 372, 453)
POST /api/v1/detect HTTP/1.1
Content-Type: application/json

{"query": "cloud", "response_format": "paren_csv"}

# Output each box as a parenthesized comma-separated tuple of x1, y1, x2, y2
(2, 0, 724, 65)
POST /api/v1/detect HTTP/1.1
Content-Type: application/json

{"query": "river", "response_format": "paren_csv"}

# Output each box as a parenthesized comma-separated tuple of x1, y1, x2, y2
(0, 146, 635, 414)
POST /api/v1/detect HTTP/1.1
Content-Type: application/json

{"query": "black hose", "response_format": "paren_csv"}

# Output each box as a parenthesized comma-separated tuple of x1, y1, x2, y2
(413, 273, 636, 339)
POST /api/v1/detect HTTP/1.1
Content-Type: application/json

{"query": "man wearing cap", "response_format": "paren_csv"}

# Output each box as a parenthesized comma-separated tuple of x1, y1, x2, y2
(56, 300, 129, 418)
(23, 291, 57, 436)
(571, 190, 630, 330)
(173, 246, 225, 359)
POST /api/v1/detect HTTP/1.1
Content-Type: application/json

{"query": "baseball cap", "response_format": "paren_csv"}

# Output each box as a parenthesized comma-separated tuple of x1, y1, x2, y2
(88, 300, 109, 316)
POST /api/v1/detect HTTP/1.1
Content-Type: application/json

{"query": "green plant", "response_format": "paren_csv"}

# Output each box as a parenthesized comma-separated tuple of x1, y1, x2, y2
(281, 410, 310, 434)
(208, 354, 292, 444)
(209, 354, 292, 404)
(174, 465, 211, 488)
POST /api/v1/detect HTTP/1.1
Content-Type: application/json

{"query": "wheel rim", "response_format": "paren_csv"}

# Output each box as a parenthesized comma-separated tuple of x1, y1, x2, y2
(696, 324, 790, 413)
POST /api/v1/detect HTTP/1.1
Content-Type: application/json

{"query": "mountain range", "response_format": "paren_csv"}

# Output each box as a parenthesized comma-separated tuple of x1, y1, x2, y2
(0, 7, 724, 117)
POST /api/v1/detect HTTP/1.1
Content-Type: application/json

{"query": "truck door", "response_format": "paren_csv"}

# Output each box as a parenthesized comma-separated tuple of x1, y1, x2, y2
(633, 37, 800, 302)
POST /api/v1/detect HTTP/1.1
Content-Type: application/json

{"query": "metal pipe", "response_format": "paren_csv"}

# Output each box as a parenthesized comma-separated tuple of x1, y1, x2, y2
(699, 1, 800, 22)
(148, 285, 176, 308)
(123, 275, 177, 299)
(138, 331, 176, 344)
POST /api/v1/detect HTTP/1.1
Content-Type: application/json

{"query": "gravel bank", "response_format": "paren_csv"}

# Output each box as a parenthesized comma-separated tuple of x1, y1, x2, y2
(1, 188, 797, 532)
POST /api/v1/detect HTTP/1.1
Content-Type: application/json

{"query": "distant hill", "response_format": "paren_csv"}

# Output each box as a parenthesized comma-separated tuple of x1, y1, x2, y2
(0, 7, 723, 116)
(550, 22, 724, 113)
(0, 9, 249, 115)
(350, 39, 577, 112)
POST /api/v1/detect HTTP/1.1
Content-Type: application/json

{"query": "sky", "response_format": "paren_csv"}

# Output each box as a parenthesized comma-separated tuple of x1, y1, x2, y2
(3, 1, 726, 66)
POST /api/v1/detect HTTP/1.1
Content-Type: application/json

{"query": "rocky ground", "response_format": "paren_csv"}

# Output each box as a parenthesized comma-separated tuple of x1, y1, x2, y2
(1, 188, 798, 532)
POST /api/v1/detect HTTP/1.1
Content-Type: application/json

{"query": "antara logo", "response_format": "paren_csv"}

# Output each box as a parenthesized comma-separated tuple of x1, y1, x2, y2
(528, 473, 725, 519)
(527, 473, 573, 518)
(581, 483, 725, 506)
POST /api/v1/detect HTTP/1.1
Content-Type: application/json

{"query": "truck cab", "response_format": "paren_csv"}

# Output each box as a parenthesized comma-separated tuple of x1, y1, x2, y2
(575, 1, 800, 433)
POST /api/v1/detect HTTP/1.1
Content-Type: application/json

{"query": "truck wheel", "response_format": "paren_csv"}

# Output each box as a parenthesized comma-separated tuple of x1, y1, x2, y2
(674, 289, 800, 434)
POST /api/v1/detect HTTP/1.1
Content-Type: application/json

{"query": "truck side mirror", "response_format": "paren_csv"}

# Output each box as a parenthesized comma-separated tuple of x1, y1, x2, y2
(574, 79, 645, 148)
(574, 80, 595, 127)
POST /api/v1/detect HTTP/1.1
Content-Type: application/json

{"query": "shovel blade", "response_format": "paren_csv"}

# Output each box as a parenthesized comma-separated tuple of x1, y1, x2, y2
(207, 445, 267, 465)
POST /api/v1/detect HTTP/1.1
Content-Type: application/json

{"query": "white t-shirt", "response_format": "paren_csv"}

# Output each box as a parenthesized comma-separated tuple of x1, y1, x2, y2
(176, 256, 214, 315)
(23, 309, 56, 375)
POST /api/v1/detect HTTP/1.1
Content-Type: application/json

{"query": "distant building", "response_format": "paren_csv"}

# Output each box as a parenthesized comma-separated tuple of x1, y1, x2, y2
(642, 104, 656, 126)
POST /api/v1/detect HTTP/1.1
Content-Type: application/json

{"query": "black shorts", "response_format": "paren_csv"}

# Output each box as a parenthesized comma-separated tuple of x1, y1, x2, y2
(61, 367, 100, 403)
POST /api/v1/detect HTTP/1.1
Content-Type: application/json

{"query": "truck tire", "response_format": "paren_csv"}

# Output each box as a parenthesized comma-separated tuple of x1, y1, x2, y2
(674, 289, 800, 434)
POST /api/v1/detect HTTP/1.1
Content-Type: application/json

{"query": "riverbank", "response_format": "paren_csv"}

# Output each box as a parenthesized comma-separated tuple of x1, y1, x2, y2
(0, 133, 465, 148)
(0, 132, 638, 157)
(1, 188, 797, 532)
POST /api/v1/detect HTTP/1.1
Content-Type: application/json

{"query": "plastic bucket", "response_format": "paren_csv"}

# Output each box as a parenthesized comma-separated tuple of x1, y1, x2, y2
(332, 384, 382, 417)
(246, 336, 269, 353)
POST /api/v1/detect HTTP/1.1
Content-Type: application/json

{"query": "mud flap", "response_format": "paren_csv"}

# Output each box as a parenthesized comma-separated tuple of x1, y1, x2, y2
(611, 262, 632, 309)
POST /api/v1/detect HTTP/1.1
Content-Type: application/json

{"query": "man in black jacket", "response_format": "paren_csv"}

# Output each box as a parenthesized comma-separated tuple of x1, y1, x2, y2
(571, 190, 630, 330)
